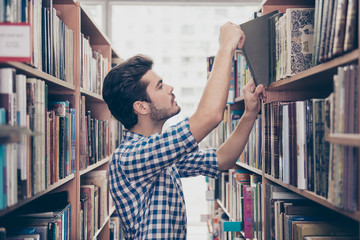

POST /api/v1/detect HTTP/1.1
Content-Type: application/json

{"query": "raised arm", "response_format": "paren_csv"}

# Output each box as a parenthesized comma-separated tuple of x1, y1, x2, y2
(189, 22, 245, 143)
(216, 79, 266, 171)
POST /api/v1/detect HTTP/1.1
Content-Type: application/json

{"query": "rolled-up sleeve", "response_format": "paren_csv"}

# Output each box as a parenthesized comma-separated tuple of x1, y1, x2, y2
(175, 147, 220, 178)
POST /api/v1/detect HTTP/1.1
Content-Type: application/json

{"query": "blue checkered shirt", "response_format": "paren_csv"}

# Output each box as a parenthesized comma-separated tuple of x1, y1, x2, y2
(108, 118, 220, 239)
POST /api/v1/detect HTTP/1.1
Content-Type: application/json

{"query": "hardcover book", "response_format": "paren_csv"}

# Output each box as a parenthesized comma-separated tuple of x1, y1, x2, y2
(240, 11, 278, 86)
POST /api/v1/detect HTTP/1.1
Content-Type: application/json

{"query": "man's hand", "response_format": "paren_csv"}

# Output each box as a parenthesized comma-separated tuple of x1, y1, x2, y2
(219, 22, 246, 53)
(243, 79, 267, 116)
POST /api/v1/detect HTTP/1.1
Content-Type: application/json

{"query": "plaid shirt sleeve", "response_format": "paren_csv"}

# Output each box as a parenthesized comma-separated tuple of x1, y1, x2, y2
(175, 148, 220, 178)
(119, 118, 198, 188)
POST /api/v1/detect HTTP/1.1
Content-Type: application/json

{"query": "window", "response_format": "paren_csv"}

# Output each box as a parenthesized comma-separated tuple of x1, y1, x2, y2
(181, 87, 194, 96)
(181, 25, 194, 35)
(79, 3, 104, 31)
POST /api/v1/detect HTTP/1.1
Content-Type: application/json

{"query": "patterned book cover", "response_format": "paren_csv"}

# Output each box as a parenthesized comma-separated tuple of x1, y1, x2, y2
(286, 8, 315, 77)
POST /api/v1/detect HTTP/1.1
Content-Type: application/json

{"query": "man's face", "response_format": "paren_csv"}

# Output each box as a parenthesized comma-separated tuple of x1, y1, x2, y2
(141, 70, 181, 121)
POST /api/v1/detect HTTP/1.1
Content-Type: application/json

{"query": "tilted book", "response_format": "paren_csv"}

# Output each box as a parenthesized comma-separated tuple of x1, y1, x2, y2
(240, 11, 278, 86)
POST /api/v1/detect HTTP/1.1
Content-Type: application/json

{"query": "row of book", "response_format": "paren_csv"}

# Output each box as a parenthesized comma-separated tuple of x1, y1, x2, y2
(212, 207, 233, 240)
(207, 108, 244, 149)
(266, 183, 358, 240)
(263, 98, 358, 211)
(233, 51, 252, 100)
(42, 3, 74, 83)
(329, 64, 359, 211)
(313, 0, 358, 66)
(0, 0, 27, 22)
(228, 170, 262, 239)
(78, 96, 123, 171)
(332, 65, 359, 135)
(206, 51, 252, 104)
(0, 191, 71, 240)
(207, 108, 263, 171)
(211, 177, 359, 240)
(0, 68, 76, 210)
(272, 9, 314, 82)
(110, 212, 125, 240)
(240, 3, 357, 86)
(79, 170, 108, 240)
(2, 0, 111, 92)
(213, 170, 262, 239)
(1, 0, 75, 83)
(238, 116, 262, 170)
(80, 34, 109, 95)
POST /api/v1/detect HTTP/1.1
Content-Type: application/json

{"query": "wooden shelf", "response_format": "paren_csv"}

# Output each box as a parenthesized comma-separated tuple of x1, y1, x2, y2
(79, 156, 110, 176)
(0, 62, 75, 91)
(326, 134, 360, 147)
(93, 214, 110, 240)
(268, 49, 359, 91)
(92, 206, 116, 240)
(264, 174, 360, 222)
(110, 205, 116, 216)
(236, 162, 263, 175)
(216, 199, 230, 217)
(234, 50, 358, 104)
(81, 7, 111, 46)
(234, 96, 244, 103)
(80, 88, 104, 102)
(0, 174, 75, 217)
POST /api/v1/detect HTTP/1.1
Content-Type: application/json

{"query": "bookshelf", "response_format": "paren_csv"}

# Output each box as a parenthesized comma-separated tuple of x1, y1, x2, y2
(0, 1, 122, 239)
(207, 0, 360, 239)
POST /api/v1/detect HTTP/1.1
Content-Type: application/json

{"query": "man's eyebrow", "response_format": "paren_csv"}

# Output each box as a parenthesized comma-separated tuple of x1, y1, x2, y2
(155, 79, 163, 88)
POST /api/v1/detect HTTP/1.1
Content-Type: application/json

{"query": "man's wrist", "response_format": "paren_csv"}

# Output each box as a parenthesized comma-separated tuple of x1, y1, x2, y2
(243, 110, 258, 121)
(218, 45, 235, 56)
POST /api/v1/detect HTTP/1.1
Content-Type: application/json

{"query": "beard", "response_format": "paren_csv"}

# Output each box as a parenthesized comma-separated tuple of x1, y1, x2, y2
(149, 102, 181, 121)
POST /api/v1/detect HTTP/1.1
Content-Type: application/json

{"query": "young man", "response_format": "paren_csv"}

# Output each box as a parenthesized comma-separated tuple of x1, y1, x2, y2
(102, 22, 266, 239)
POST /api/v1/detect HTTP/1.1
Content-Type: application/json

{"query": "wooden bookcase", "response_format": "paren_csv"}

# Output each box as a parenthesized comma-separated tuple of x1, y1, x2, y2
(209, 0, 360, 239)
(0, 1, 122, 239)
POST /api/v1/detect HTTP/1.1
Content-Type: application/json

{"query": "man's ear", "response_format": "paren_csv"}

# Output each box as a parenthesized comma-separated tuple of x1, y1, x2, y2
(133, 101, 149, 115)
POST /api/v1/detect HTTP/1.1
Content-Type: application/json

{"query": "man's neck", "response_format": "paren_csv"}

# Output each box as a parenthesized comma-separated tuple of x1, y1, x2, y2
(129, 119, 165, 136)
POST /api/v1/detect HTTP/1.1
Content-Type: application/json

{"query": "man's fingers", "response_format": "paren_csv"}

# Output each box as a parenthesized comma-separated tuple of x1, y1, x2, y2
(254, 84, 266, 97)
(253, 84, 267, 102)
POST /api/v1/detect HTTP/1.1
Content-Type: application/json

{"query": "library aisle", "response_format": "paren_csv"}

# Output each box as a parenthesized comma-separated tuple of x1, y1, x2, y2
(182, 176, 209, 240)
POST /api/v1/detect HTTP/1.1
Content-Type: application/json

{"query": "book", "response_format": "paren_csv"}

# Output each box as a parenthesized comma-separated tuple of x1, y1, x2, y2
(295, 222, 356, 240)
(304, 237, 358, 240)
(296, 101, 306, 189)
(343, 0, 358, 52)
(332, 0, 349, 56)
(80, 185, 95, 240)
(81, 170, 108, 230)
(243, 185, 253, 238)
(285, 8, 315, 77)
(240, 10, 278, 86)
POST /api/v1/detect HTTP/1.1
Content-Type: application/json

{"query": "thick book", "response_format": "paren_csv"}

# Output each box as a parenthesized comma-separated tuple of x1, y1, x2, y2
(80, 185, 95, 240)
(81, 170, 108, 229)
(295, 222, 356, 240)
(240, 11, 278, 86)
(332, 0, 349, 56)
(343, 0, 358, 52)
(285, 8, 315, 77)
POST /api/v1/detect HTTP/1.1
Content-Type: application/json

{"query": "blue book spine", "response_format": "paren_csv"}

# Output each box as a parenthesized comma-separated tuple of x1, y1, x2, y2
(0, 108, 6, 209)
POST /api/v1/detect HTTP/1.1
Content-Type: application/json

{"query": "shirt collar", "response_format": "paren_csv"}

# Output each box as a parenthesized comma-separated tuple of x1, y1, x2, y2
(122, 129, 145, 142)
